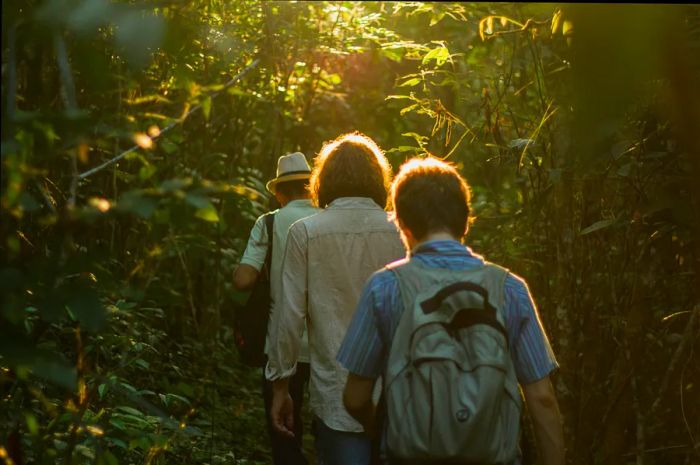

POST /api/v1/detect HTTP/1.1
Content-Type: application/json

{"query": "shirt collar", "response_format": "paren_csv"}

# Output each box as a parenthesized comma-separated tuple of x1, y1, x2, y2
(285, 199, 314, 208)
(412, 239, 481, 259)
(327, 197, 383, 210)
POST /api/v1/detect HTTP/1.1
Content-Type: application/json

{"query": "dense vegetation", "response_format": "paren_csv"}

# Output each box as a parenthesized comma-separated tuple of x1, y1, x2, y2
(1, 2, 699, 464)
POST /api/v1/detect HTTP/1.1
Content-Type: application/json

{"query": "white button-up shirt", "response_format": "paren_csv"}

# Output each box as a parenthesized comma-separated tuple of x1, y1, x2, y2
(239, 199, 320, 362)
(266, 197, 406, 432)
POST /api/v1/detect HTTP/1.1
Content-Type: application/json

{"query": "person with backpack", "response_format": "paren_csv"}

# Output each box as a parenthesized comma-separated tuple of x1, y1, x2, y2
(233, 152, 320, 465)
(266, 132, 406, 465)
(337, 157, 565, 465)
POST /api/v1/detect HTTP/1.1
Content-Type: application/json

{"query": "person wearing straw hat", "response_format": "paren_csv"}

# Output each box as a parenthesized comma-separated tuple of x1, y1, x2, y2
(234, 152, 320, 465)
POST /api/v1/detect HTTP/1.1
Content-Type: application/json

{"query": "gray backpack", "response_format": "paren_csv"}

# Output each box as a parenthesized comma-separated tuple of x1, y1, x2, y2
(384, 259, 522, 463)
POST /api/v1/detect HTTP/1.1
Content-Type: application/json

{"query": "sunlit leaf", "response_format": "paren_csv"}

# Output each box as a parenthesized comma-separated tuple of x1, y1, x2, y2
(430, 12, 445, 26)
(563, 19, 573, 36)
(194, 201, 219, 223)
(552, 9, 562, 35)
(400, 103, 419, 115)
(399, 77, 421, 87)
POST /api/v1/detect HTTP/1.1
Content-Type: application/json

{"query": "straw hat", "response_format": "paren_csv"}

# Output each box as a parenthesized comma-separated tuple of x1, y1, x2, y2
(266, 152, 312, 194)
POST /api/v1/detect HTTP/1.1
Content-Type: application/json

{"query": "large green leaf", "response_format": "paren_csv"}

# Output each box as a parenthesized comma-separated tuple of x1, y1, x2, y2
(579, 219, 616, 235)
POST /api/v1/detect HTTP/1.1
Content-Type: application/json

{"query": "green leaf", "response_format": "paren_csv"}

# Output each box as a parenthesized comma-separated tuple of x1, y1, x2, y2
(429, 12, 446, 26)
(195, 202, 219, 222)
(117, 191, 159, 219)
(32, 357, 77, 390)
(129, 436, 151, 451)
(109, 418, 127, 432)
(399, 77, 421, 87)
(139, 163, 157, 181)
(201, 96, 212, 121)
(66, 286, 106, 332)
(509, 138, 536, 149)
(395, 146, 420, 153)
(422, 46, 450, 66)
(99, 450, 119, 465)
(116, 406, 143, 417)
(580, 219, 616, 235)
(380, 47, 404, 62)
(165, 393, 191, 406)
(160, 139, 178, 154)
(185, 194, 211, 209)
(160, 178, 192, 193)
(25, 413, 39, 435)
(400, 103, 419, 116)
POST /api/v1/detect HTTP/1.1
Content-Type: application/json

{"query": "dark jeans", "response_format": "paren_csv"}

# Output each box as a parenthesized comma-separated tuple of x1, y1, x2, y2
(313, 416, 372, 465)
(262, 362, 310, 465)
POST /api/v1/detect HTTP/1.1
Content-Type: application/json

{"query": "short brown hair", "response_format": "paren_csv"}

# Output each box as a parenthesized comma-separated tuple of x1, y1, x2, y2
(310, 132, 392, 208)
(391, 157, 472, 240)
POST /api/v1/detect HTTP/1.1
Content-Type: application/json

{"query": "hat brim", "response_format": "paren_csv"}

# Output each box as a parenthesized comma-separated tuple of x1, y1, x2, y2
(266, 172, 311, 194)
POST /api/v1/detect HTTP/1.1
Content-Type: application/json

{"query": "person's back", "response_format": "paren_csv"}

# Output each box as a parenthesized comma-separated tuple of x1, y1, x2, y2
(339, 157, 565, 465)
(267, 133, 405, 465)
(233, 152, 319, 465)
(281, 197, 404, 429)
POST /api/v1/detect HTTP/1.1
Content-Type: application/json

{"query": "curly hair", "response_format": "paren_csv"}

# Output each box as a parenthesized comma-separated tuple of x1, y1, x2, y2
(391, 157, 472, 240)
(310, 132, 392, 208)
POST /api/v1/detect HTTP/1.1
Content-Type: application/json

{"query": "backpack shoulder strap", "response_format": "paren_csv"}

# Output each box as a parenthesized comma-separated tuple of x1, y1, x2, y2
(480, 261, 510, 313)
(262, 213, 275, 278)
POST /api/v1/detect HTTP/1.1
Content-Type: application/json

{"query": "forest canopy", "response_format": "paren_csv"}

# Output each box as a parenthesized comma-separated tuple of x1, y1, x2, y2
(1, 2, 699, 464)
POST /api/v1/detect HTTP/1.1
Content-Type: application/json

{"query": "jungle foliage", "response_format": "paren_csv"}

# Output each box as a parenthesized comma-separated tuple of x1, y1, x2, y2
(1, 2, 699, 464)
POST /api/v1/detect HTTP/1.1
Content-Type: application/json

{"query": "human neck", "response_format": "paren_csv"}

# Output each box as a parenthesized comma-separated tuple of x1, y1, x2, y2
(406, 231, 459, 250)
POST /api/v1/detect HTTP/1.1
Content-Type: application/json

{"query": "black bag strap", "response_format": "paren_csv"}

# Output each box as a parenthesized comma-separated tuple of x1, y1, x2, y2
(420, 281, 508, 344)
(262, 213, 275, 279)
(420, 281, 496, 314)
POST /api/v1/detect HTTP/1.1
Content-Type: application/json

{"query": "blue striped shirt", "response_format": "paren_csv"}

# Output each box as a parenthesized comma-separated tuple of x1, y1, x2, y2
(337, 239, 558, 384)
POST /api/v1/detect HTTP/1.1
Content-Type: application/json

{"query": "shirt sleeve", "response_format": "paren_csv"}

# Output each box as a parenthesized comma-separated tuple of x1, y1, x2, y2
(239, 214, 269, 271)
(265, 221, 308, 381)
(504, 273, 559, 385)
(337, 271, 395, 379)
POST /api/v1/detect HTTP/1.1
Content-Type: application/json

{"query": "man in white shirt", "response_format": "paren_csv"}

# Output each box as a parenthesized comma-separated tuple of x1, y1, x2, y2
(233, 152, 320, 465)
(266, 133, 406, 465)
